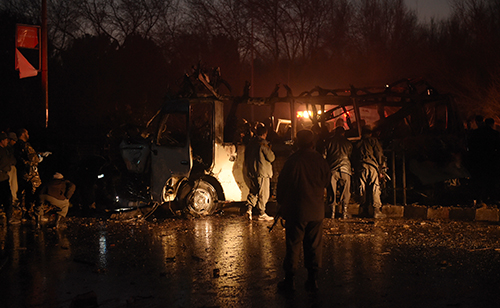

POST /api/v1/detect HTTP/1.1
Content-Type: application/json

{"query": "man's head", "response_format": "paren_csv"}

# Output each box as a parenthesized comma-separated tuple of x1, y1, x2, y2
(334, 126, 345, 137)
(0, 132, 9, 147)
(17, 128, 29, 142)
(255, 125, 268, 139)
(8, 132, 17, 146)
(485, 117, 495, 128)
(361, 125, 373, 137)
(296, 129, 314, 149)
(53, 172, 64, 180)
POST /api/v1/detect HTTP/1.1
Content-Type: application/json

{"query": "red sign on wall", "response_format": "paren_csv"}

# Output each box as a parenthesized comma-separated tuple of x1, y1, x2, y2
(16, 25, 39, 49)
(15, 24, 40, 78)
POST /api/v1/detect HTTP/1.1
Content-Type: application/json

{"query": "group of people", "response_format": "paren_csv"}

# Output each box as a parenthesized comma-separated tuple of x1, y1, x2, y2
(467, 115, 500, 204)
(242, 122, 387, 293)
(324, 125, 388, 219)
(0, 128, 75, 228)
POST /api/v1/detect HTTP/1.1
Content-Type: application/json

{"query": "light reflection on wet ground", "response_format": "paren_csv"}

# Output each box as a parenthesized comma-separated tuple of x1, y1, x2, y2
(1, 214, 500, 307)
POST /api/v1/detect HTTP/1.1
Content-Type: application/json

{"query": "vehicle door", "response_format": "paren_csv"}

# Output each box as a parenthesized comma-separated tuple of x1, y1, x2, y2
(150, 101, 191, 201)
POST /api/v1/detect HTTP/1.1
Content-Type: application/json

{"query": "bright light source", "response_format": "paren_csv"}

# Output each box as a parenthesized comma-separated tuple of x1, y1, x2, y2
(297, 110, 315, 118)
(98, 174, 104, 179)
(296, 111, 305, 118)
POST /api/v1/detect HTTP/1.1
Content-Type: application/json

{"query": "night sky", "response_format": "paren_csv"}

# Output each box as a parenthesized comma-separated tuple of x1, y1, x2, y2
(404, 0, 452, 22)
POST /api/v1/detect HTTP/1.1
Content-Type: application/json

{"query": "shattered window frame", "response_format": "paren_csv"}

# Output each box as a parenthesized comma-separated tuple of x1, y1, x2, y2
(156, 112, 188, 147)
(189, 101, 215, 167)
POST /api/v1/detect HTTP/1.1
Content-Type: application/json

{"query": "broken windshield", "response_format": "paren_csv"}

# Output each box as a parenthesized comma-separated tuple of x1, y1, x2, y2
(156, 113, 188, 146)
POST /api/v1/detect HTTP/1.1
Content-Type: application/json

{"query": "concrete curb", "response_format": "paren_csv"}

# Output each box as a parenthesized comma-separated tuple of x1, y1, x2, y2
(382, 204, 499, 222)
(222, 202, 500, 222)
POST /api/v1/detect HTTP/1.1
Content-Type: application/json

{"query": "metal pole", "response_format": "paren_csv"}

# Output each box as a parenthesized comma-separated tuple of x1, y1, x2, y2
(392, 150, 397, 205)
(291, 99, 296, 138)
(250, 17, 254, 97)
(402, 152, 407, 205)
(41, 0, 48, 128)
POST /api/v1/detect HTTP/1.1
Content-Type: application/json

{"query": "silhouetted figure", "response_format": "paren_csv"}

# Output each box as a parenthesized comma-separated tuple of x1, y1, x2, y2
(276, 130, 331, 293)
(312, 123, 330, 155)
(353, 126, 386, 219)
(468, 117, 500, 204)
(324, 127, 353, 219)
(475, 115, 485, 129)
(0, 132, 15, 224)
(233, 118, 253, 144)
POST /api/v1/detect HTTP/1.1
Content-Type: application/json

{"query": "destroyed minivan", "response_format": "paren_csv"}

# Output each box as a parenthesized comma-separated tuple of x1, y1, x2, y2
(98, 68, 471, 218)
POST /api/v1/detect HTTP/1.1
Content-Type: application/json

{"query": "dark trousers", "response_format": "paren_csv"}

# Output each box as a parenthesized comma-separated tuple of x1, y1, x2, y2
(283, 220, 323, 275)
(331, 170, 351, 209)
(17, 178, 36, 210)
(246, 177, 270, 215)
(0, 179, 12, 214)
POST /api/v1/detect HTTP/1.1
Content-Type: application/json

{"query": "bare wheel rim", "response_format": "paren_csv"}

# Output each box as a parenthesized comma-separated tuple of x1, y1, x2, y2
(186, 181, 217, 214)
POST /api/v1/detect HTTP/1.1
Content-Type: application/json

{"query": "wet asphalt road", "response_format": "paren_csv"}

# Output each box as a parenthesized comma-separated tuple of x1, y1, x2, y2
(1, 210, 500, 308)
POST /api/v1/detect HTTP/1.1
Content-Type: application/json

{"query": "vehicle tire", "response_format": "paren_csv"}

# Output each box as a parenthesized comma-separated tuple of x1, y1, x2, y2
(184, 179, 218, 216)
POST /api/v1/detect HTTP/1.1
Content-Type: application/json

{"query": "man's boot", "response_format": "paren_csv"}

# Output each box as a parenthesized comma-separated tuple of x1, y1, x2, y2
(277, 272, 295, 294)
(342, 204, 352, 219)
(329, 204, 336, 219)
(304, 270, 319, 292)
(245, 206, 252, 220)
(374, 207, 386, 219)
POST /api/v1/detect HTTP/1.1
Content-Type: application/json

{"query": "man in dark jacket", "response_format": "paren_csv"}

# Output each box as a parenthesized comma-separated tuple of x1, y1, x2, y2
(276, 129, 331, 293)
(353, 126, 386, 219)
(324, 127, 353, 219)
(244, 125, 275, 221)
(37, 172, 76, 228)
(468, 117, 500, 204)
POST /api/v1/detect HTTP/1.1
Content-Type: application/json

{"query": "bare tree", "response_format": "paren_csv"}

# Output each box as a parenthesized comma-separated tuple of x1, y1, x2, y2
(437, 0, 500, 119)
(72, 0, 181, 45)
(0, 0, 40, 23)
(350, 0, 420, 83)
(49, 0, 84, 52)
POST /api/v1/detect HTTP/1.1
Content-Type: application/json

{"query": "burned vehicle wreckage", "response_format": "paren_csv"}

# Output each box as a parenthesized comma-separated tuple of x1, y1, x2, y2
(95, 68, 470, 219)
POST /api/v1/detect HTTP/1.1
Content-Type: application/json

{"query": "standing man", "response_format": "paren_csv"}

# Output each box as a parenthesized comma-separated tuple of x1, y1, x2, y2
(324, 127, 353, 219)
(244, 125, 275, 221)
(353, 126, 386, 219)
(0, 132, 15, 223)
(468, 117, 500, 204)
(14, 128, 43, 221)
(276, 130, 331, 293)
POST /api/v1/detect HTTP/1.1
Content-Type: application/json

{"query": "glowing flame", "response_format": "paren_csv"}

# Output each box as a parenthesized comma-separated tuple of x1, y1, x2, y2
(297, 110, 322, 118)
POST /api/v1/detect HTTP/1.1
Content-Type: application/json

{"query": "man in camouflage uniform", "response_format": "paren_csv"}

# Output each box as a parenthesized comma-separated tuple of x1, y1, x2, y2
(14, 128, 43, 220)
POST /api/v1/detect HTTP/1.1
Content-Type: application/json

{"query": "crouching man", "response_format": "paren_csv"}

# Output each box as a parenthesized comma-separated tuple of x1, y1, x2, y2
(37, 172, 76, 228)
(276, 130, 331, 293)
